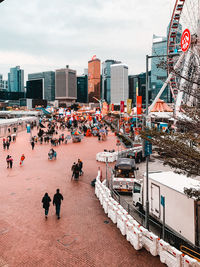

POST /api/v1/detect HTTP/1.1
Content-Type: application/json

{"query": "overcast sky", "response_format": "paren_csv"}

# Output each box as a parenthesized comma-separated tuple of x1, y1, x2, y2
(0, 0, 175, 80)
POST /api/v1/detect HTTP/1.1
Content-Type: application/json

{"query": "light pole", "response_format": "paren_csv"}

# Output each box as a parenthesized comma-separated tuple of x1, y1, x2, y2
(145, 55, 150, 230)
(145, 52, 179, 230)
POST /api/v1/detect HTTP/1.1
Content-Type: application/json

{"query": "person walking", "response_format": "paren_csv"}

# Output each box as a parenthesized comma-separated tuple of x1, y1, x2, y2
(74, 163, 80, 180)
(3, 141, 6, 150)
(53, 189, 63, 219)
(6, 140, 10, 150)
(71, 162, 76, 180)
(31, 140, 35, 150)
(42, 193, 51, 219)
(78, 159, 83, 176)
(6, 155, 10, 168)
(9, 156, 13, 169)
(20, 154, 25, 166)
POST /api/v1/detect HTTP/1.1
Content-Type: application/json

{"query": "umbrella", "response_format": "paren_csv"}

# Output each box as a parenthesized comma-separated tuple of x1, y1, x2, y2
(72, 130, 81, 135)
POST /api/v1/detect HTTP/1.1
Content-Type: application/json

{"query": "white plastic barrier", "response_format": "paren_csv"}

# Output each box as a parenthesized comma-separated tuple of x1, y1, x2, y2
(116, 210, 127, 236)
(95, 170, 200, 267)
(102, 180, 106, 186)
(99, 189, 104, 205)
(102, 196, 109, 214)
(104, 187, 111, 198)
(158, 239, 182, 267)
(141, 229, 159, 256)
(108, 203, 118, 224)
(118, 206, 128, 218)
(126, 224, 143, 250)
(95, 183, 100, 198)
(183, 255, 198, 267)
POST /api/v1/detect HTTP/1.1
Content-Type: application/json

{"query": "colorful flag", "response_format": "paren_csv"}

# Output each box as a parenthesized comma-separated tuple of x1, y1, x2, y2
(137, 96, 142, 114)
(127, 99, 132, 114)
(120, 101, 124, 113)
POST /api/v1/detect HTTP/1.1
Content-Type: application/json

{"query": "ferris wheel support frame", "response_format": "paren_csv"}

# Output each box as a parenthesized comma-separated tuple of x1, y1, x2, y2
(175, 49, 192, 117)
(148, 52, 185, 114)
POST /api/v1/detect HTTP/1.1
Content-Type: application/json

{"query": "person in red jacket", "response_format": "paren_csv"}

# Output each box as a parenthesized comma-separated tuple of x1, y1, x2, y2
(20, 154, 25, 166)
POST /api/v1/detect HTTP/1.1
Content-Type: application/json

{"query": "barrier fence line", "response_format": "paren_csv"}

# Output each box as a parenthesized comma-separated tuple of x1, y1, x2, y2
(95, 170, 200, 267)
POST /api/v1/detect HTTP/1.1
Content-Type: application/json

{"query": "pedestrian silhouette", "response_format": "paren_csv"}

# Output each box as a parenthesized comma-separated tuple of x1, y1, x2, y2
(53, 189, 63, 219)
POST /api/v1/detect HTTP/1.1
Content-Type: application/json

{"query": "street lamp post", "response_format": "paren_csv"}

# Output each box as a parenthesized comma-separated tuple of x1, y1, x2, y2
(145, 52, 179, 230)
(145, 55, 150, 230)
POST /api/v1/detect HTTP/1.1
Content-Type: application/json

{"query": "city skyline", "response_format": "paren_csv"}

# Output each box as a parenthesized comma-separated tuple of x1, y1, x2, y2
(0, 0, 175, 80)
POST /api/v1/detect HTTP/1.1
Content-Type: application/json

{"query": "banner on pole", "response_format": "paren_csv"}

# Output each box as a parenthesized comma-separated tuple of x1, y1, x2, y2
(127, 99, 132, 114)
(111, 104, 114, 111)
(120, 101, 124, 113)
(137, 96, 142, 115)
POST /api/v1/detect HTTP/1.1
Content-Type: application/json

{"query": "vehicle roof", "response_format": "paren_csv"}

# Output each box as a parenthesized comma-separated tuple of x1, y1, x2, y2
(116, 158, 135, 168)
(147, 171, 200, 195)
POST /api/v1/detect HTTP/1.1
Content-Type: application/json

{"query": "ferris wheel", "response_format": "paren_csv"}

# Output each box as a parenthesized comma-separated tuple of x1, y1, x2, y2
(149, 0, 200, 116)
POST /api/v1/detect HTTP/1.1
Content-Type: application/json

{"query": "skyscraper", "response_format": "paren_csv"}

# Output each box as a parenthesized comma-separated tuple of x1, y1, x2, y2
(88, 57, 101, 103)
(8, 66, 24, 93)
(0, 74, 8, 90)
(110, 63, 128, 105)
(102, 59, 121, 103)
(55, 66, 77, 106)
(27, 71, 55, 101)
(129, 72, 151, 107)
(77, 75, 88, 103)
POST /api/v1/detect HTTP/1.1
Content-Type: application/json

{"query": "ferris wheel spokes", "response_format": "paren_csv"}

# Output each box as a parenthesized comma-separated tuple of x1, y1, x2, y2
(149, 52, 185, 114)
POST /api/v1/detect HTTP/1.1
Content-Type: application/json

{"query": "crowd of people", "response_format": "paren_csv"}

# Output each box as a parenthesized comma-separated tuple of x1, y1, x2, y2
(2, 112, 110, 222)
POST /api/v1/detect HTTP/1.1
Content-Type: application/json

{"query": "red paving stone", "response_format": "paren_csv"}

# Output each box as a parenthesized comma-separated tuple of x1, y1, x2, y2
(0, 127, 164, 266)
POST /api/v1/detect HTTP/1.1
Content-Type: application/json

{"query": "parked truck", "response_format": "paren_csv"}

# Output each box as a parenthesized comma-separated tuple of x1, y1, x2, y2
(132, 171, 200, 258)
(111, 158, 137, 192)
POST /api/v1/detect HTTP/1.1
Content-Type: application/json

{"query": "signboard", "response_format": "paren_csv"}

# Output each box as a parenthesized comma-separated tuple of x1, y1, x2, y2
(145, 140, 152, 156)
(136, 96, 142, 114)
(181, 29, 191, 52)
(127, 99, 132, 114)
(120, 101, 124, 113)
(161, 195, 165, 207)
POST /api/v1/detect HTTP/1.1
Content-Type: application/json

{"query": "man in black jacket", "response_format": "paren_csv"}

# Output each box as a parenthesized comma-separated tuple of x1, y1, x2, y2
(53, 189, 64, 219)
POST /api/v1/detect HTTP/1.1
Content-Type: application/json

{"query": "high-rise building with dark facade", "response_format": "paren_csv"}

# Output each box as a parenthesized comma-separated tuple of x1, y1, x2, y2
(77, 75, 88, 103)
(8, 66, 24, 93)
(55, 66, 77, 106)
(129, 72, 151, 107)
(27, 71, 55, 101)
(102, 59, 121, 103)
(0, 74, 8, 90)
(88, 58, 101, 103)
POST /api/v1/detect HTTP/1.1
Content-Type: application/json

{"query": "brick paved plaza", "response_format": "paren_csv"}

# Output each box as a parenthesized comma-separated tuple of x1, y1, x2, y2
(0, 128, 163, 266)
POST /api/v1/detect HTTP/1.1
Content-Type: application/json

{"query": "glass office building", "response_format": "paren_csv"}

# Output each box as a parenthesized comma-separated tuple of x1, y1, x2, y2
(27, 71, 55, 101)
(77, 75, 88, 103)
(129, 72, 151, 107)
(151, 35, 169, 102)
(26, 79, 43, 99)
(8, 66, 24, 93)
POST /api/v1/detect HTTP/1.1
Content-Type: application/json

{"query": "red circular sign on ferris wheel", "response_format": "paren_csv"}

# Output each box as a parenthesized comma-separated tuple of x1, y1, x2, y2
(181, 29, 191, 52)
